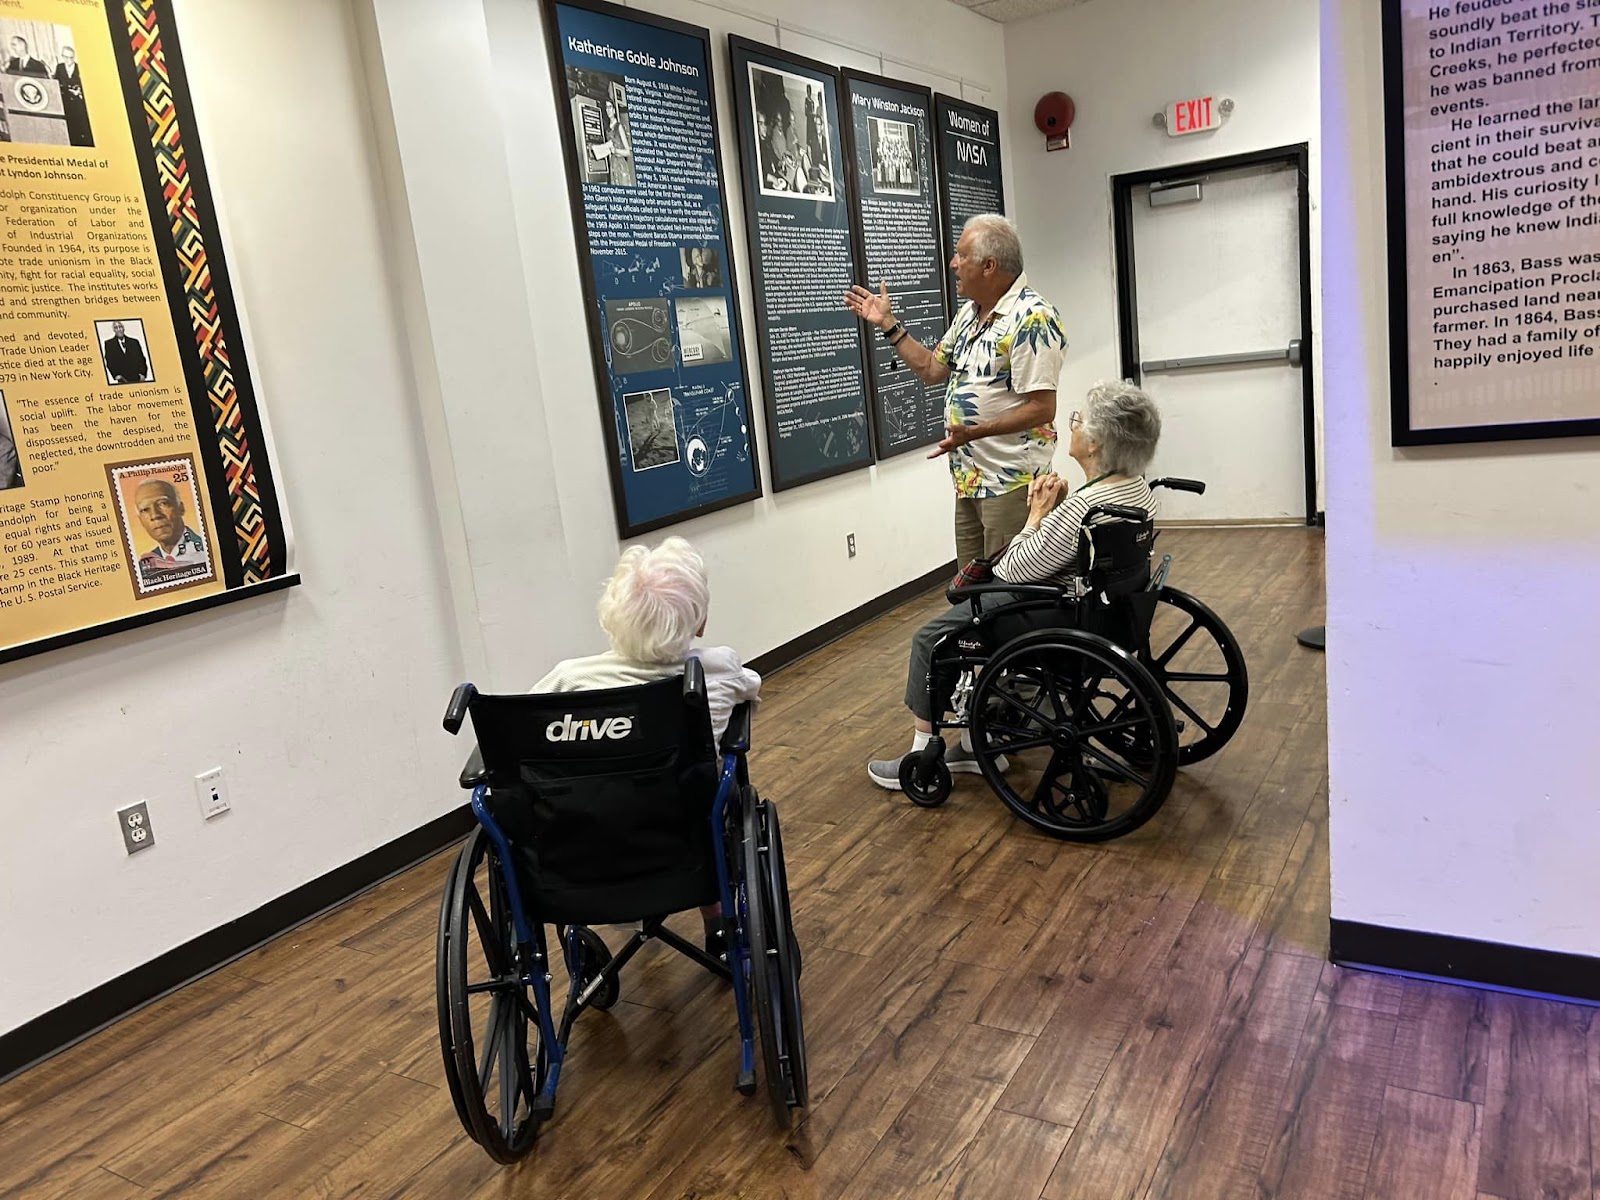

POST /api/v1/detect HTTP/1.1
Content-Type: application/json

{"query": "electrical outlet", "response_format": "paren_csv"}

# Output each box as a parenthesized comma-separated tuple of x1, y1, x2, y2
(118, 801, 156, 854)
(195, 767, 230, 819)
(847, 532, 856, 558)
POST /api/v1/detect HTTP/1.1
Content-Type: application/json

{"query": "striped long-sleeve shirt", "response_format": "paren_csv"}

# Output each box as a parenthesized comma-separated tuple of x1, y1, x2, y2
(994, 476, 1157, 593)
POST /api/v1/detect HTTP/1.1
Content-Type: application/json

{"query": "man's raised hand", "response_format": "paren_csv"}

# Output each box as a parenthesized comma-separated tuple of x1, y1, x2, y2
(843, 281, 894, 330)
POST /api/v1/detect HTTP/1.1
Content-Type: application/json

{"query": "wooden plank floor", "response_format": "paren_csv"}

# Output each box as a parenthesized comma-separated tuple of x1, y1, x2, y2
(3, 527, 1591, 1199)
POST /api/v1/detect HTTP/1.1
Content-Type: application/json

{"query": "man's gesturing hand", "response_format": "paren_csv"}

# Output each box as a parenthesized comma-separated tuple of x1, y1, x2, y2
(843, 281, 895, 330)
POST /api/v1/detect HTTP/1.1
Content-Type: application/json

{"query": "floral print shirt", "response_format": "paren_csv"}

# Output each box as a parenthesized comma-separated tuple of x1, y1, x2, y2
(934, 272, 1067, 498)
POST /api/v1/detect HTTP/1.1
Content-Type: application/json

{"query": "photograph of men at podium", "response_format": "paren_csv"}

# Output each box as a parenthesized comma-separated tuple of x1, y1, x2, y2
(0, 20, 93, 148)
(98, 320, 151, 385)
(53, 45, 90, 147)
(5, 35, 47, 76)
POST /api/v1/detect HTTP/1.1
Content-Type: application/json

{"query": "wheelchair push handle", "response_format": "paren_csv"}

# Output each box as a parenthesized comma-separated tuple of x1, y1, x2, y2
(443, 683, 477, 735)
(683, 655, 708, 708)
(1084, 503, 1151, 523)
(1150, 477, 1206, 495)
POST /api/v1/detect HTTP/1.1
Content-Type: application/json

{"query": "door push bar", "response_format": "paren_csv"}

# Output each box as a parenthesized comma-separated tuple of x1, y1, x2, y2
(1141, 338, 1303, 374)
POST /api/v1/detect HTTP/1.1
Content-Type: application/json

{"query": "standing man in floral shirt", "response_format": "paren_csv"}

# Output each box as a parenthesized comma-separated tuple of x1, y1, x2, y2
(844, 213, 1067, 565)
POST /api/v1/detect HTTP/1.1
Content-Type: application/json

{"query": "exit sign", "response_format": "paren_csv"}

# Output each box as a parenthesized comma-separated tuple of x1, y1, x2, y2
(1166, 95, 1220, 136)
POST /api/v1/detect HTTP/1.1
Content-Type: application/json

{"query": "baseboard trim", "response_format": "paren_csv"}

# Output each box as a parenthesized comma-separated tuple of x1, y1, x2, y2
(1330, 918, 1600, 1004)
(0, 804, 475, 1084)
(1156, 518, 1306, 529)
(747, 560, 955, 676)
(2, 565, 954, 1082)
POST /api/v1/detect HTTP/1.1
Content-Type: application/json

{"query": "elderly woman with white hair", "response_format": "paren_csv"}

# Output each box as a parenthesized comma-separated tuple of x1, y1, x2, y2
(533, 536, 759, 742)
(867, 380, 1163, 790)
(533, 537, 760, 957)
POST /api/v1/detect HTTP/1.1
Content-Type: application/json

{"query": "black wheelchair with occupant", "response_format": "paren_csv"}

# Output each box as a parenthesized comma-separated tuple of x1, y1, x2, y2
(435, 660, 807, 1164)
(898, 477, 1248, 842)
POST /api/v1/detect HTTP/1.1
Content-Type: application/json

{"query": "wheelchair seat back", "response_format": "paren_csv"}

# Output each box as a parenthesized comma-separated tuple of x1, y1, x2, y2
(463, 673, 722, 924)
(1076, 504, 1156, 649)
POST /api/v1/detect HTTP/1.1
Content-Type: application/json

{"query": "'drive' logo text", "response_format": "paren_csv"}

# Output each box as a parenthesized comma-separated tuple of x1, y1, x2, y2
(546, 714, 635, 742)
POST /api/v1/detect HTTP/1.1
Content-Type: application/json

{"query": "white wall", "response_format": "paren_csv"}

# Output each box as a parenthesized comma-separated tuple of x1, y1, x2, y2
(0, 0, 1007, 1036)
(1323, 1, 1600, 954)
(476, 0, 1011, 663)
(1001, 0, 1324, 509)
(0, 0, 467, 1034)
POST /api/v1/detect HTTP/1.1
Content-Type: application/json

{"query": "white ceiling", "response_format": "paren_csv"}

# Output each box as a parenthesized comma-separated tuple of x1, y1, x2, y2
(948, 0, 1097, 23)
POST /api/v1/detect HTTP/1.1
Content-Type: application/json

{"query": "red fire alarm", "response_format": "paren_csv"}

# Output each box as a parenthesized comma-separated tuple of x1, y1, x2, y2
(1034, 91, 1075, 151)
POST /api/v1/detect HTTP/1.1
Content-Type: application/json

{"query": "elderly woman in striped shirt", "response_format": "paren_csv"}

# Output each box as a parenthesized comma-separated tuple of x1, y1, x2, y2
(868, 380, 1163, 790)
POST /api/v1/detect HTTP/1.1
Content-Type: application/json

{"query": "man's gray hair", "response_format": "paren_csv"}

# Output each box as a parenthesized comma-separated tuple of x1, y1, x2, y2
(962, 213, 1024, 277)
(1081, 380, 1162, 476)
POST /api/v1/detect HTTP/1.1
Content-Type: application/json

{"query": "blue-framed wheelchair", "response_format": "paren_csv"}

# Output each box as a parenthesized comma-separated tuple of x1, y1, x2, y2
(900, 477, 1248, 842)
(436, 661, 807, 1164)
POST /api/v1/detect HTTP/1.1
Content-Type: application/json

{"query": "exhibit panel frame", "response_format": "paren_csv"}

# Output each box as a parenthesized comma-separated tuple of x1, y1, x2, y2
(542, 0, 763, 536)
(0, 0, 297, 666)
(840, 67, 949, 461)
(933, 93, 1005, 321)
(1382, 0, 1600, 447)
(727, 35, 874, 492)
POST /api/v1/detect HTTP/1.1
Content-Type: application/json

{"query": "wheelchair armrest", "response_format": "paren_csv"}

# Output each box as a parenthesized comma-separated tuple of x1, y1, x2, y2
(719, 701, 753, 756)
(683, 656, 708, 709)
(945, 581, 1064, 605)
(443, 683, 477, 735)
(459, 744, 488, 789)
(1150, 477, 1206, 495)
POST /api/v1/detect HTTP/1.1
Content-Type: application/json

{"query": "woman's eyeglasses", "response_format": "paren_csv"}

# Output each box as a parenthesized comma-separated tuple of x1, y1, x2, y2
(1067, 410, 1083, 429)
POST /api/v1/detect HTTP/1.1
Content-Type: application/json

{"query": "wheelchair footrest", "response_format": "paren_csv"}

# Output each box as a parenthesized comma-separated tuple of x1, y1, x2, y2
(532, 1095, 556, 1120)
(736, 1069, 757, 1096)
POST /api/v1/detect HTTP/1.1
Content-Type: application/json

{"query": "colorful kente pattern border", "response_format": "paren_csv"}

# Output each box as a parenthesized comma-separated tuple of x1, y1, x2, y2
(122, 0, 271, 582)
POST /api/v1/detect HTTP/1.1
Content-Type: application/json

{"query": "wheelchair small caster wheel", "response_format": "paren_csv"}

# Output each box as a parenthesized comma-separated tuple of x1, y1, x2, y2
(899, 753, 952, 808)
(571, 926, 619, 1011)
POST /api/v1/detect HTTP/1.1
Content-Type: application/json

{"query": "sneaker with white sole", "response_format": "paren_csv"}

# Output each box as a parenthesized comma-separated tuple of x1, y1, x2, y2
(946, 740, 1009, 774)
(867, 755, 907, 790)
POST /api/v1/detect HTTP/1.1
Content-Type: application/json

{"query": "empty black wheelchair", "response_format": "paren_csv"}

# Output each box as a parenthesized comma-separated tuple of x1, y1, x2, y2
(436, 661, 807, 1163)
(900, 477, 1248, 842)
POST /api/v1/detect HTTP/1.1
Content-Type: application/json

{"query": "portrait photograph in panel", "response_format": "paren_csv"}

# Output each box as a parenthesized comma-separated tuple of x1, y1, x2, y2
(674, 296, 732, 366)
(0, 17, 94, 148)
(605, 297, 673, 374)
(0, 389, 23, 491)
(105, 454, 217, 599)
(748, 62, 834, 200)
(623, 387, 681, 471)
(868, 116, 920, 196)
(94, 318, 153, 386)
(565, 65, 636, 186)
(679, 245, 723, 289)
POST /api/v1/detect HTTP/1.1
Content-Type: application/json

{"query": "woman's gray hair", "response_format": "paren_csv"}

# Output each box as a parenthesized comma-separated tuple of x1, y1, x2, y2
(962, 213, 1024, 277)
(597, 536, 709, 663)
(1081, 380, 1162, 476)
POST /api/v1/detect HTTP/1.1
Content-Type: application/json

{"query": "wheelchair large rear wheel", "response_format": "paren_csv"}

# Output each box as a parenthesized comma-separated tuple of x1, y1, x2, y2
(741, 789, 808, 1127)
(1144, 587, 1248, 764)
(970, 630, 1177, 842)
(437, 827, 546, 1163)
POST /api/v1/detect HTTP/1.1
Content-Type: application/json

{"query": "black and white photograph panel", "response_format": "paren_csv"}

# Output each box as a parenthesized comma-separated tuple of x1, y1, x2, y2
(605, 298, 673, 375)
(679, 245, 724, 290)
(673, 296, 732, 367)
(0, 390, 23, 491)
(868, 116, 919, 196)
(94, 318, 153, 386)
(566, 66, 636, 186)
(748, 62, 834, 201)
(624, 388, 681, 471)
(0, 19, 94, 148)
